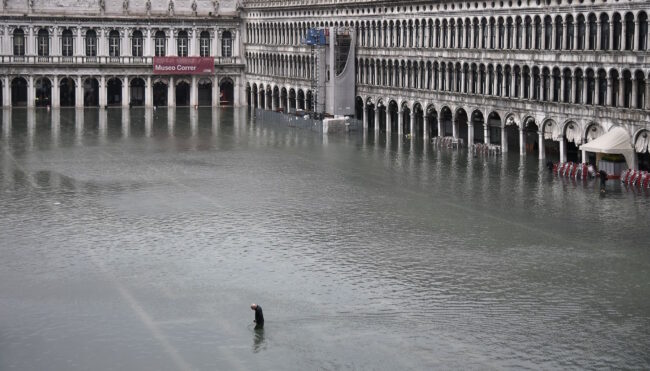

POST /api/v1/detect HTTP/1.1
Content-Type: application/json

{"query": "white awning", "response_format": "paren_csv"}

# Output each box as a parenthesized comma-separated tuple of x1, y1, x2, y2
(580, 127, 635, 168)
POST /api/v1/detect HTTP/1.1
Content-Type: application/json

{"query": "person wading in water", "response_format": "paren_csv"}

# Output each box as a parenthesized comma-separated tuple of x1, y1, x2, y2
(251, 303, 264, 329)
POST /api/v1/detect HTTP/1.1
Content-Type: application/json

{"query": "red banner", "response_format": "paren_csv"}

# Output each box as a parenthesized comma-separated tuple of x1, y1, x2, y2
(153, 57, 214, 75)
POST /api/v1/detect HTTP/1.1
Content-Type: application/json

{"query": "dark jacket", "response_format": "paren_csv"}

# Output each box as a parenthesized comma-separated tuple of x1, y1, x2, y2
(255, 305, 264, 327)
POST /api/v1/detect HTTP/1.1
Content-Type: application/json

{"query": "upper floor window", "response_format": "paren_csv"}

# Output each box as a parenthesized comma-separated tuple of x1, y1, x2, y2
(221, 30, 232, 57)
(200, 31, 211, 57)
(86, 30, 97, 57)
(62, 29, 74, 57)
(109, 30, 120, 57)
(132, 30, 143, 57)
(37, 29, 49, 56)
(13, 29, 25, 56)
(177, 31, 189, 57)
(155, 31, 166, 57)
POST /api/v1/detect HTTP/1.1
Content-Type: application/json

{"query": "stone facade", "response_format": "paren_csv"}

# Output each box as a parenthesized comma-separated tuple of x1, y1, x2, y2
(2, 0, 650, 166)
(0, 0, 244, 108)
(242, 0, 650, 167)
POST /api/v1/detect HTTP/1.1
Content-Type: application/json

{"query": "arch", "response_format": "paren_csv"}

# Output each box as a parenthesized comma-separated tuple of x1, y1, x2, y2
(34, 77, 52, 107)
(425, 104, 438, 138)
(471, 109, 485, 144)
(129, 77, 145, 106)
(440, 106, 453, 137)
(83, 77, 99, 107)
(107, 77, 122, 106)
(487, 111, 502, 145)
(11, 77, 28, 106)
(198, 78, 212, 106)
(153, 79, 168, 107)
(220, 78, 235, 106)
(175, 80, 190, 106)
(635, 129, 650, 171)
(59, 77, 76, 107)
(455, 107, 468, 145)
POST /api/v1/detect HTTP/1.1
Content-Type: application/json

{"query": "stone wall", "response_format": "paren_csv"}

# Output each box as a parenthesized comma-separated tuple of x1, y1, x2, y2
(1, 0, 238, 16)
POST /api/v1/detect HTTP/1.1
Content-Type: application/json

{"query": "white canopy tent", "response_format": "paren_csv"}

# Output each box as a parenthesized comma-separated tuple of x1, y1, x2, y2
(580, 127, 636, 170)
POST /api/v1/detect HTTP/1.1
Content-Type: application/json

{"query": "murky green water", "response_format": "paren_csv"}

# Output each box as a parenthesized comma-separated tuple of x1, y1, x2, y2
(1, 107, 649, 370)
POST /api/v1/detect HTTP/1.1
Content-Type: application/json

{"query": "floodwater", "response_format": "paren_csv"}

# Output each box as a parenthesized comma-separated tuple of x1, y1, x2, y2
(0, 107, 649, 370)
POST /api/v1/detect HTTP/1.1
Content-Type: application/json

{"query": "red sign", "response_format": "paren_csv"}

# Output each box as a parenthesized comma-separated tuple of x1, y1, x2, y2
(153, 57, 214, 75)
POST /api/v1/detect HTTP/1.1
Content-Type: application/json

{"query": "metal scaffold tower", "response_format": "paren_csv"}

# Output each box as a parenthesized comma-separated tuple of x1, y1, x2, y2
(303, 28, 327, 119)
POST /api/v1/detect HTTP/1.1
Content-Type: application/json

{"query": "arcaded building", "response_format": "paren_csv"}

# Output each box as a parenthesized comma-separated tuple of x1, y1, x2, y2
(2, 0, 650, 167)
(243, 0, 650, 168)
(0, 0, 244, 108)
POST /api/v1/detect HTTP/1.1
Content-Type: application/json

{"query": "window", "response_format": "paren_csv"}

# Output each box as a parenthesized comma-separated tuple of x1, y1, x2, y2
(221, 31, 232, 57)
(37, 29, 49, 56)
(200, 31, 211, 57)
(86, 30, 97, 56)
(177, 31, 188, 57)
(62, 30, 74, 57)
(109, 30, 120, 57)
(13, 29, 25, 56)
(132, 30, 143, 57)
(155, 31, 166, 57)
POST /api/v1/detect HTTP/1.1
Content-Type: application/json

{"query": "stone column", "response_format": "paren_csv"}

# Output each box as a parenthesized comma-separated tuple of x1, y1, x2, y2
(145, 76, 153, 107)
(234, 29, 241, 57)
(190, 75, 198, 107)
(510, 72, 516, 97)
(27, 76, 35, 108)
(168, 76, 175, 107)
(437, 117, 443, 137)
(586, 20, 592, 50)
(51, 76, 60, 108)
(2, 76, 10, 107)
(583, 75, 589, 104)
(618, 76, 625, 107)
(213, 77, 220, 107)
(145, 29, 152, 57)
(424, 23, 430, 47)
(538, 132, 545, 159)
(98, 28, 106, 57)
(560, 74, 566, 102)
(468, 123, 474, 145)
(551, 20, 557, 50)
(423, 114, 429, 140)
(75, 75, 84, 108)
(605, 76, 614, 106)
(397, 110, 403, 135)
(634, 20, 639, 51)
(168, 30, 176, 57)
(573, 17, 579, 50)
(573, 74, 579, 103)
(595, 76, 601, 105)
(374, 107, 380, 133)
(559, 136, 566, 163)
(122, 28, 130, 57)
(645, 78, 650, 110)
(541, 23, 546, 49)
(609, 20, 614, 50)
(596, 22, 602, 50)
(52, 27, 60, 56)
(410, 110, 415, 137)
(621, 20, 627, 51)
(501, 126, 508, 152)
(519, 128, 525, 155)
(190, 29, 197, 56)
(363, 105, 368, 129)
(452, 113, 457, 139)
(122, 76, 130, 107)
(386, 108, 392, 133)
(99, 75, 107, 107)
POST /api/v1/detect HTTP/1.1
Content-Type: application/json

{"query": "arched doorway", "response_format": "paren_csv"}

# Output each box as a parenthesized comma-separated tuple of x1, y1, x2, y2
(542, 119, 560, 161)
(245, 83, 251, 107)
(564, 121, 581, 162)
(426, 105, 438, 138)
(280, 88, 288, 112)
(153, 79, 168, 107)
(176, 80, 190, 106)
(377, 99, 386, 132)
(107, 77, 122, 106)
(35, 77, 52, 107)
(130, 78, 145, 106)
(84, 78, 99, 107)
(401, 103, 411, 135)
(297, 89, 304, 111)
(272, 86, 280, 111)
(288, 89, 296, 113)
(471, 110, 485, 143)
(583, 122, 604, 164)
(487, 112, 502, 145)
(60, 77, 76, 107)
(388, 100, 399, 132)
(413, 103, 424, 137)
(367, 100, 376, 131)
(355, 96, 364, 120)
(259, 85, 266, 109)
(11, 77, 28, 107)
(265, 87, 272, 110)
(440, 106, 453, 136)
(252, 84, 259, 108)
(455, 108, 468, 143)
(198, 78, 212, 106)
(504, 116, 520, 152)
(524, 118, 539, 155)
(220, 78, 234, 106)
(306, 91, 313, 111)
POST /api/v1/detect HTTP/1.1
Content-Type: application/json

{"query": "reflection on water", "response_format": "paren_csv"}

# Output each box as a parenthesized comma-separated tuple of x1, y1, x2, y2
(253, 328, 266, 353)
(0, 107, 649, 370)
